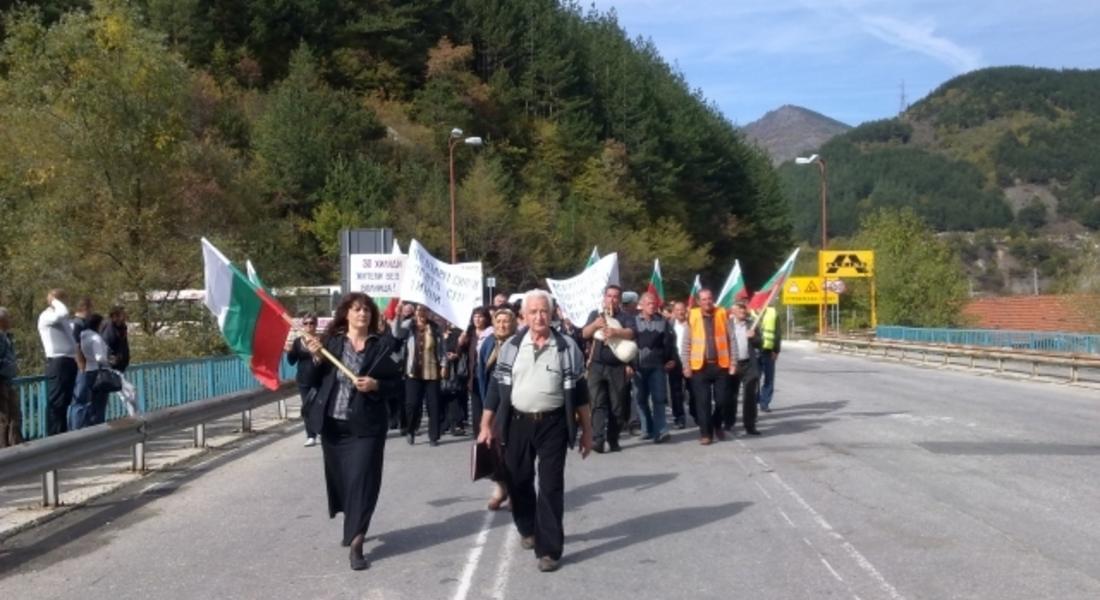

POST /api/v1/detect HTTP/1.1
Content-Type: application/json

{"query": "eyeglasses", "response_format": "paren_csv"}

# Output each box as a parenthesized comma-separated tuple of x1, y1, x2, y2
(302, 321, 317, 326)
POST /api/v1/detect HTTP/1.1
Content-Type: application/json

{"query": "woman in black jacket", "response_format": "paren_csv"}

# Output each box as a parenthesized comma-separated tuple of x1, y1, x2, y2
(304, 293, 401, 571)
(392, 304, 448, 446)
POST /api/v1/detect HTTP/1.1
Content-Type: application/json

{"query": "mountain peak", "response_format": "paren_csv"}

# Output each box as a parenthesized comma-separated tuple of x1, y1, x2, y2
(742, 105, 851, 165)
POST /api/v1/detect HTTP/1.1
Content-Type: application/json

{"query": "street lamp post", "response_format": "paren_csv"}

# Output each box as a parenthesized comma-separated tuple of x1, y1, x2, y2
(796, 154, 829, 335)
(448, 128, 483, 263)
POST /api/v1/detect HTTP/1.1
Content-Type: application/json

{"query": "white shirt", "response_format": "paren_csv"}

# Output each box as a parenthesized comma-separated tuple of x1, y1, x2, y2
(38, 299, 78, 359)
(80, 330, 109, 371)
(673, 320, 688, 360)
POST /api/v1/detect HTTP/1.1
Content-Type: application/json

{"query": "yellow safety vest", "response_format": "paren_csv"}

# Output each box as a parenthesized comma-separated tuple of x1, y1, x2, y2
(761, 306, 778, 351)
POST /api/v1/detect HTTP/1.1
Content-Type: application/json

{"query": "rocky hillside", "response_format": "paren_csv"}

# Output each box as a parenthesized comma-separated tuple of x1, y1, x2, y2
(742, 105, 850, 165)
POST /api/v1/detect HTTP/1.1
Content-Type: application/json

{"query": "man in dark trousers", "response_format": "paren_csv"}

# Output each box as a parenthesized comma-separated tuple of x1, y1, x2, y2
(582, 285, 636, 453)
(285, 312, 320, 446)
(480, 289, 593, 572)
(679, 289, 733, 445)
(729, 301, 762, 436)
(0, 307, 21, 447)
(37, 289, 78, 436)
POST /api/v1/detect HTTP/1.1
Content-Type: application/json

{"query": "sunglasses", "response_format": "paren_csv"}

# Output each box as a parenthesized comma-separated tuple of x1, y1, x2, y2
(302, 320, 317, 326)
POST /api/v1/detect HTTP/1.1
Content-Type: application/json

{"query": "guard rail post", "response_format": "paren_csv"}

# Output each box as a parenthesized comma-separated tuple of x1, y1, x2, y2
(241, 409, 252, 433)
(132, 441, 146, 472)
(194, 423, 206, 448)
(42, 470, 59, 507)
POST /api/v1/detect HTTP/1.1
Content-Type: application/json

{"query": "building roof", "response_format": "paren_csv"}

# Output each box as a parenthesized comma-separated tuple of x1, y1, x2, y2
(962, 295, 1100, 333)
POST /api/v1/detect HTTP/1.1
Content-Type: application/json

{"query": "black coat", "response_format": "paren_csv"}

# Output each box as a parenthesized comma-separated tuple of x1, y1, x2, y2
(306, 332, 402, 437)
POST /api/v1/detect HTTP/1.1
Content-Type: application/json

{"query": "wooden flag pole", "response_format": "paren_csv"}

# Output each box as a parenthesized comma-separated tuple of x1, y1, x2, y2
(279, 313, 359, 381)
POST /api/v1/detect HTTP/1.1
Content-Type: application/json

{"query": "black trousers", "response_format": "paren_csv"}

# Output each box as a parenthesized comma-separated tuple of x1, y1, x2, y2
(730, 360, 759, 432)
(45, 357, 77, 436)
(405, 379, 442, 441)
(588, 362, 629, 445)
(668, 357, 687, 424)
(321, 417, 386, 546)
(470, 382, 484, 438)
(298, 384, 318, 438)
(690, 363, 731, 439)
(442, 389, 468, 432)
(505, 410, 568, 561)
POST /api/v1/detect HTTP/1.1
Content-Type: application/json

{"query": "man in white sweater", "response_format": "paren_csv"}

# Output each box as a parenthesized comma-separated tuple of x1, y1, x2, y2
(38, 289, 79, 436)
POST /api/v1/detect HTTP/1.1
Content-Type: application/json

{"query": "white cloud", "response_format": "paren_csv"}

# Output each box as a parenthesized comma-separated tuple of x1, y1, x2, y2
(855, 14, 983, 73)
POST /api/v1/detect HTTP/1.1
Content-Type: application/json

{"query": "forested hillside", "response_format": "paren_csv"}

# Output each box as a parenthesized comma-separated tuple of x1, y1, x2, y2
(779, 67, 1100, 242)
(0, 0, 791, 346)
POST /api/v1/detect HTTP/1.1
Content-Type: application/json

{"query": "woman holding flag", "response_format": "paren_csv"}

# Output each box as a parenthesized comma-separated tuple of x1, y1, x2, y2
(304, 292, 402, 571)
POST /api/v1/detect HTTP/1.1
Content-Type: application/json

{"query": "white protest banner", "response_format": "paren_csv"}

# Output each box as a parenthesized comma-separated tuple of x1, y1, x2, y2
(546, 253, 619, 324)
(398, 239, 483, 327)
(348, 254, 406, 297)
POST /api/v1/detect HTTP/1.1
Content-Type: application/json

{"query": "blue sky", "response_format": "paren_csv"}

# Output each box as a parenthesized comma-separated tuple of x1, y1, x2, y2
(589, 0, 1100, 126)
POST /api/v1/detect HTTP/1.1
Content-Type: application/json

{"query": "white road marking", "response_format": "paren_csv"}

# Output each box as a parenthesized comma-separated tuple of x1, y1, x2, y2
(777, 508, 796, 527)
(490, 526, 519, 600)
(452, 510, 495, 600)
(741, 442, 907, 600)
(755, 481, 773, 500)
(821, 557, 845, 582)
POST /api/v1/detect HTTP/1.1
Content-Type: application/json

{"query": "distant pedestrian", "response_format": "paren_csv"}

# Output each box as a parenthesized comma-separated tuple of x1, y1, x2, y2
(466, 306, 494, 440)
(582, 285, 636, 453)
(38, 289, 78, 436)
(303, 292, 402, 571)
(393, 304, 448, 446)
(100, 305, 131, 373)
(729, 302, 762, 436)
(633, 292, 676, 443)
(79, 313, 112, 427)
(481, 289, 593, 572)
(69, 296, 93, 430)
(476, 307, 517, 511)
(680, 289, 733, 445)
(286, 312, 320, 446)
(756, 305, 782, 412)
(0, 307, 22, 447)
(668, 301, 692, 429)
(442, 323, 469, 436)
(492, 293, 510, 310)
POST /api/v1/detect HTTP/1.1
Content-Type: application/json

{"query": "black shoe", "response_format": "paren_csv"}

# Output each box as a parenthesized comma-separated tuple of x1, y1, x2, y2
(349, 547, 370, 571)
(745, 429, 762, 436)
(674, 420, 686, 430)
(761, 407, 772, 413)
(521, 535, 536, 550)
(429, 439, 440, 447)
(537, 556, 560, 572)
(592, 442, 607, 454)
(608, 442, 622, 452)
(407, 432, 415, 445)
(655, 432, 671, 444)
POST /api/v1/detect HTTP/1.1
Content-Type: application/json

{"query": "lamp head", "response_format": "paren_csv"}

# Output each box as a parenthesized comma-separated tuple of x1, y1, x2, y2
(450, 127, 463, 139)
(794, 154, 819, 165)
(464, 136, 483, 146)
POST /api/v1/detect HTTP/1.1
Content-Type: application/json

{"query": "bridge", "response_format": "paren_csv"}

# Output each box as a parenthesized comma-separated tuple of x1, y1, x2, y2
(2, 340, 1099, 599)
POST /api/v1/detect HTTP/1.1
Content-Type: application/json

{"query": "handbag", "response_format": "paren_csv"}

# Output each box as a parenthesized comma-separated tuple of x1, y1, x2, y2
(92, 368, 123, 393)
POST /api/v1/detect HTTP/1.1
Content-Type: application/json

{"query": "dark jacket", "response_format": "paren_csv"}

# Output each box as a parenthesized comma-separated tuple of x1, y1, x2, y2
(285, 337, 316, 387)
(634, 313, 676, 370)
(100, 321, 131, 372)
(392, 318, 446, 379)
(306, 332, 402, 437)
(484, 327, 589, 448)
(0, 331, 17, 381)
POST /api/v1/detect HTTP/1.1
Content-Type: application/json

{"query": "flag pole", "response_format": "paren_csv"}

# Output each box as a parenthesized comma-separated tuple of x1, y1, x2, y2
(278, 312, 359, 381)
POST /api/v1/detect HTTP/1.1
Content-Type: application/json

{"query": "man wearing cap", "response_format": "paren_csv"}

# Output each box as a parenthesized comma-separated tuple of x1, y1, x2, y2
(729, 301, 762, 436)
(582, 285, 636, 453)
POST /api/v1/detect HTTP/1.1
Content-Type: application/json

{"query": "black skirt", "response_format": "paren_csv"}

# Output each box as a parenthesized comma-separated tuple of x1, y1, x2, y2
(321, 417, 386, 546)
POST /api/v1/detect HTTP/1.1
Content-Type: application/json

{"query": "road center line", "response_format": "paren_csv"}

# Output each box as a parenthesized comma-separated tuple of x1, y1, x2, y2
(740, 441, 907, 600)
(490, 525, 518, 599)
(452, 509, 495, 600)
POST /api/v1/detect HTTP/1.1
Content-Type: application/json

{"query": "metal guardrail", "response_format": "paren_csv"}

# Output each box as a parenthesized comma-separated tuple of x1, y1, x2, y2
(12, 355, 297, 441)
(0, 382, 295, 506)
(819, 336, 1100, 384)
(876, 326, 1100, 355)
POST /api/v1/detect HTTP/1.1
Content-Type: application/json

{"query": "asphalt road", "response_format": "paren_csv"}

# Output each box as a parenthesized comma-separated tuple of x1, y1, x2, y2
(2, 343, 1100, 600)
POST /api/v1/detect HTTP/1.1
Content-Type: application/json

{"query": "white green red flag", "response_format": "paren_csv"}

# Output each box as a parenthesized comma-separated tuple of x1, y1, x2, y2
(686, 274, 702, 308)
(748, 248, 801, 313)
(646, 259, 665, 306)
(245, 259, 268, 291)
(716, 260, 745, 309)
(202, 239, 291, 390)
(585, 246, 600, 269)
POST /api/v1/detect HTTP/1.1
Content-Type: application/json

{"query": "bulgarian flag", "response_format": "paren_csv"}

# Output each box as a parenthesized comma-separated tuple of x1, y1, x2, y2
(686, 274, 702, 308)
(202, 239, 292, 390)
(646, 259, 665, 306)
(245, 259, 267, 291)
(585, 246, 600, 269)
(383, 239, 402, 320)
(716, 260, 745, 309)
(748, 248, 801, 313)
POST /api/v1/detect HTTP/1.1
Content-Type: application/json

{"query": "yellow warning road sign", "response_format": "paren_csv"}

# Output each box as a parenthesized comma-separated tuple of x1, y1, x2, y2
(782, 276, 837, 305)
(819, 250, 874, 278)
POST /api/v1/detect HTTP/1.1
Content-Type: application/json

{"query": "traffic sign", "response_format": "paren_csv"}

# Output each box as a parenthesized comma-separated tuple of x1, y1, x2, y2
(819, 250, 874, 278)
(486, 276, 497, 288)
(782, 276, 838, 305)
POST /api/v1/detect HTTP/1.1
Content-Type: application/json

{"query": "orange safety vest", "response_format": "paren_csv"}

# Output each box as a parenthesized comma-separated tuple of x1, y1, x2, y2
(688, 307, 730, 370)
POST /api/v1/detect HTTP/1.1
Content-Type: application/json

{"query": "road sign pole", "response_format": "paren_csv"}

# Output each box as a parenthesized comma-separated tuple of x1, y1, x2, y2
(871, 276, 878, 329)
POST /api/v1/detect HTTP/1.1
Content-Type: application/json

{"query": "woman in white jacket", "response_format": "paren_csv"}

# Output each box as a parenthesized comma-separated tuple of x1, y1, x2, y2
(79, 313, 112, 427)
